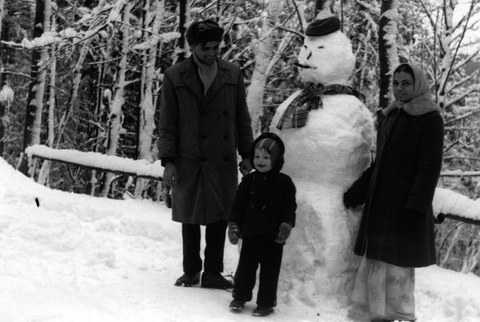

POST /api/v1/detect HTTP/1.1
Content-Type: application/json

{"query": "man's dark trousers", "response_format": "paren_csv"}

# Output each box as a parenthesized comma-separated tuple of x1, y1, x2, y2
(182, 220, 227, 274)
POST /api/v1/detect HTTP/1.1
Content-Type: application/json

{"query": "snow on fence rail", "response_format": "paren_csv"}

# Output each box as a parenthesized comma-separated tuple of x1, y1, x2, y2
(25, 144, 164, 181)
(434, 188, 480, 225)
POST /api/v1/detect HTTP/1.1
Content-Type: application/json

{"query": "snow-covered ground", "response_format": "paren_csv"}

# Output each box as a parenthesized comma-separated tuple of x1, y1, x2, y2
(1, 157, 480, 322)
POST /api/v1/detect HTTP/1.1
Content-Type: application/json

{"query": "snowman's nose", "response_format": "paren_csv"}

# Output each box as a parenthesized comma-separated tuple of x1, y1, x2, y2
(306, 50, 312, 60)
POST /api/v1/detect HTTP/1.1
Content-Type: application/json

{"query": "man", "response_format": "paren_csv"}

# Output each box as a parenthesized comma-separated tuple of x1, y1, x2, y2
(158, 19, 253, 289)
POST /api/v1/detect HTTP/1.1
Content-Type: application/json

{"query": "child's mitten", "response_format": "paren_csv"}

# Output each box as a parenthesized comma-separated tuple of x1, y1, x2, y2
(275, 222, 293, 244)
(228, 222, 240, 245)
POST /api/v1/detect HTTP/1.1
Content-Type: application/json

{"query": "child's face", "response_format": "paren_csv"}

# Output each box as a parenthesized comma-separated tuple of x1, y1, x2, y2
(254, 148, 272, 173)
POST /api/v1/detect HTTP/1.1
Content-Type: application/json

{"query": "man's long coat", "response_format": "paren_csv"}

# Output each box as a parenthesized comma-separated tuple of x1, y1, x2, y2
(158, 57, 253, 225)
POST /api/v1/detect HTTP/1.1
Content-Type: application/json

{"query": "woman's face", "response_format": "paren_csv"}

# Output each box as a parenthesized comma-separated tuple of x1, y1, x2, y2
(393, 71, 415, 102)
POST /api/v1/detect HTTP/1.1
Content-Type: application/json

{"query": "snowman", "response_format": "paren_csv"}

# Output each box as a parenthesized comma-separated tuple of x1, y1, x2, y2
(270, 7, 374, 305)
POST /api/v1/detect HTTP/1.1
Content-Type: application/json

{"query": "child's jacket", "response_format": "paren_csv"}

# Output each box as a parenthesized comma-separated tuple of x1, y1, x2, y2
(228, 170, 296, 242)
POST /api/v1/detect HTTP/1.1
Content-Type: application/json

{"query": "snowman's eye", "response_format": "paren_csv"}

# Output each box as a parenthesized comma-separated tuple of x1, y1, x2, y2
(317, 46, 324, 49)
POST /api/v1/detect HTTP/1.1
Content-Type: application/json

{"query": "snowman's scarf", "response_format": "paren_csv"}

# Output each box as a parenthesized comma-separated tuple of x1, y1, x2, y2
(276, 82, 364, 130)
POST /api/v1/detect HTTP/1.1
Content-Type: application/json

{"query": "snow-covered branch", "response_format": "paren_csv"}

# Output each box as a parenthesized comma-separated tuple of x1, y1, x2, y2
(354, 0, 380, 16)
(445, 85, 480, 110)
(448, 67, 479, 92)
(444, 108, 480, 126)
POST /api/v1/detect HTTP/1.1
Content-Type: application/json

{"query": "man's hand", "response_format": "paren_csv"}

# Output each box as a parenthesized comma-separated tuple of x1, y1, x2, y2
(239, 158, 252, 176)
(163, 163, 176, 187)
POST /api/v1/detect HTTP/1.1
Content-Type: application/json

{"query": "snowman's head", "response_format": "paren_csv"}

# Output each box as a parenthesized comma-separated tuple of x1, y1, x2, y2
(296, 17, 355, 86)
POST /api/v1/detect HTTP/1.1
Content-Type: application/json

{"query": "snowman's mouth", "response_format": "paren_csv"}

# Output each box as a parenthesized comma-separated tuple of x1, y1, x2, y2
(293, 62, 316, 69)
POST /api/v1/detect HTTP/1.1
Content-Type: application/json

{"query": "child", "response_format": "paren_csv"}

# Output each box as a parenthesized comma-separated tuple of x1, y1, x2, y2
(227, 132, 297, 317)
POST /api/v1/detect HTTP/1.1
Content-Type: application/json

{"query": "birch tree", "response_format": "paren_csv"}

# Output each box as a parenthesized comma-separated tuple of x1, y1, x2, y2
(134, 0, 165, 198)
(18, 0, 52, 175)
(37, 17, 57, 186)
(378, 0, 399, 111)
(0, 0, 7, 156)
(0, 83, 13, 156)
(100, 2, 133, 197)
(246, 0, 284, 135)
(436, 0, 456, 113)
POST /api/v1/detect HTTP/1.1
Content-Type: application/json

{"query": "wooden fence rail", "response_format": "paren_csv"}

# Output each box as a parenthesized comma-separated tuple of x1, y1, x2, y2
(25, 145, 164, 181)
(440, 213, 480, 226)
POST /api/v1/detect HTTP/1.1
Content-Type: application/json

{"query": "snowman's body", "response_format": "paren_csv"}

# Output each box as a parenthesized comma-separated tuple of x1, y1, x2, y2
(271, 27, 374, 304)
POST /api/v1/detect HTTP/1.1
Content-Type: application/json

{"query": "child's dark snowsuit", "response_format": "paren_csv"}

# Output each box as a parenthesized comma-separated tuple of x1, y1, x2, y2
(228, 132, 296, 309)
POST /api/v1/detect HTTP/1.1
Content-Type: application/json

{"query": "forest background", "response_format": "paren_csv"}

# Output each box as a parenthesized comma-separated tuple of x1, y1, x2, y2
(0, 0, 479, 281)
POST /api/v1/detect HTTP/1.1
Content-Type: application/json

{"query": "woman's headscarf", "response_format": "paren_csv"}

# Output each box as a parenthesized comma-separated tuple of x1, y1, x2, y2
(402, 63, 429, 101)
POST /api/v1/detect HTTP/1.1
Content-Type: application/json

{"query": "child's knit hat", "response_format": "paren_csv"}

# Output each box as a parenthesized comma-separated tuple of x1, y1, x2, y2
(252, 132, 285, 172)
(256, 137, 281, 164)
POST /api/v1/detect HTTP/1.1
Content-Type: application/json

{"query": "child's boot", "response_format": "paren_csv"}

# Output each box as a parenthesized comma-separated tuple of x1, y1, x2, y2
(229, 299, 246, 312)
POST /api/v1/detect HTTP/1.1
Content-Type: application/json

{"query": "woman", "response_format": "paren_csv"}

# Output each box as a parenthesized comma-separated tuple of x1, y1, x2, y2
(343, 62, 444, 321)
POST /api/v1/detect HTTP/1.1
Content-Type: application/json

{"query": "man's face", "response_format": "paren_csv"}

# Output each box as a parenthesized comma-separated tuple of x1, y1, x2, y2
(192, 41, 220, 65)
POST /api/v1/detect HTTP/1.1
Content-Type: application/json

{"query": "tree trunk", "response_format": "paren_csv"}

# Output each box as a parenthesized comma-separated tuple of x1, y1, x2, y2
(314, 0, 332, 17)
(135, 0, 165, 198)
(100, 2, 132, 197)
(173, 0, 188, 63)
(89, 62, 107, 196)
(38, 20, 57, 186)
(436, 0, 455, 113)
(0, 0, 4, 41)
(0, 83, 13, 156)
(18, 0, 52, 175)
(378, 0, 399, 111)
(246, 0, 283, 135)
(0, 0, 7, 156)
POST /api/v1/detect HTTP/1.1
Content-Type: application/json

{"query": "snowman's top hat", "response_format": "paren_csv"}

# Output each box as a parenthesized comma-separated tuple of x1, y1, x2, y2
(305, 16, 341, 37)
